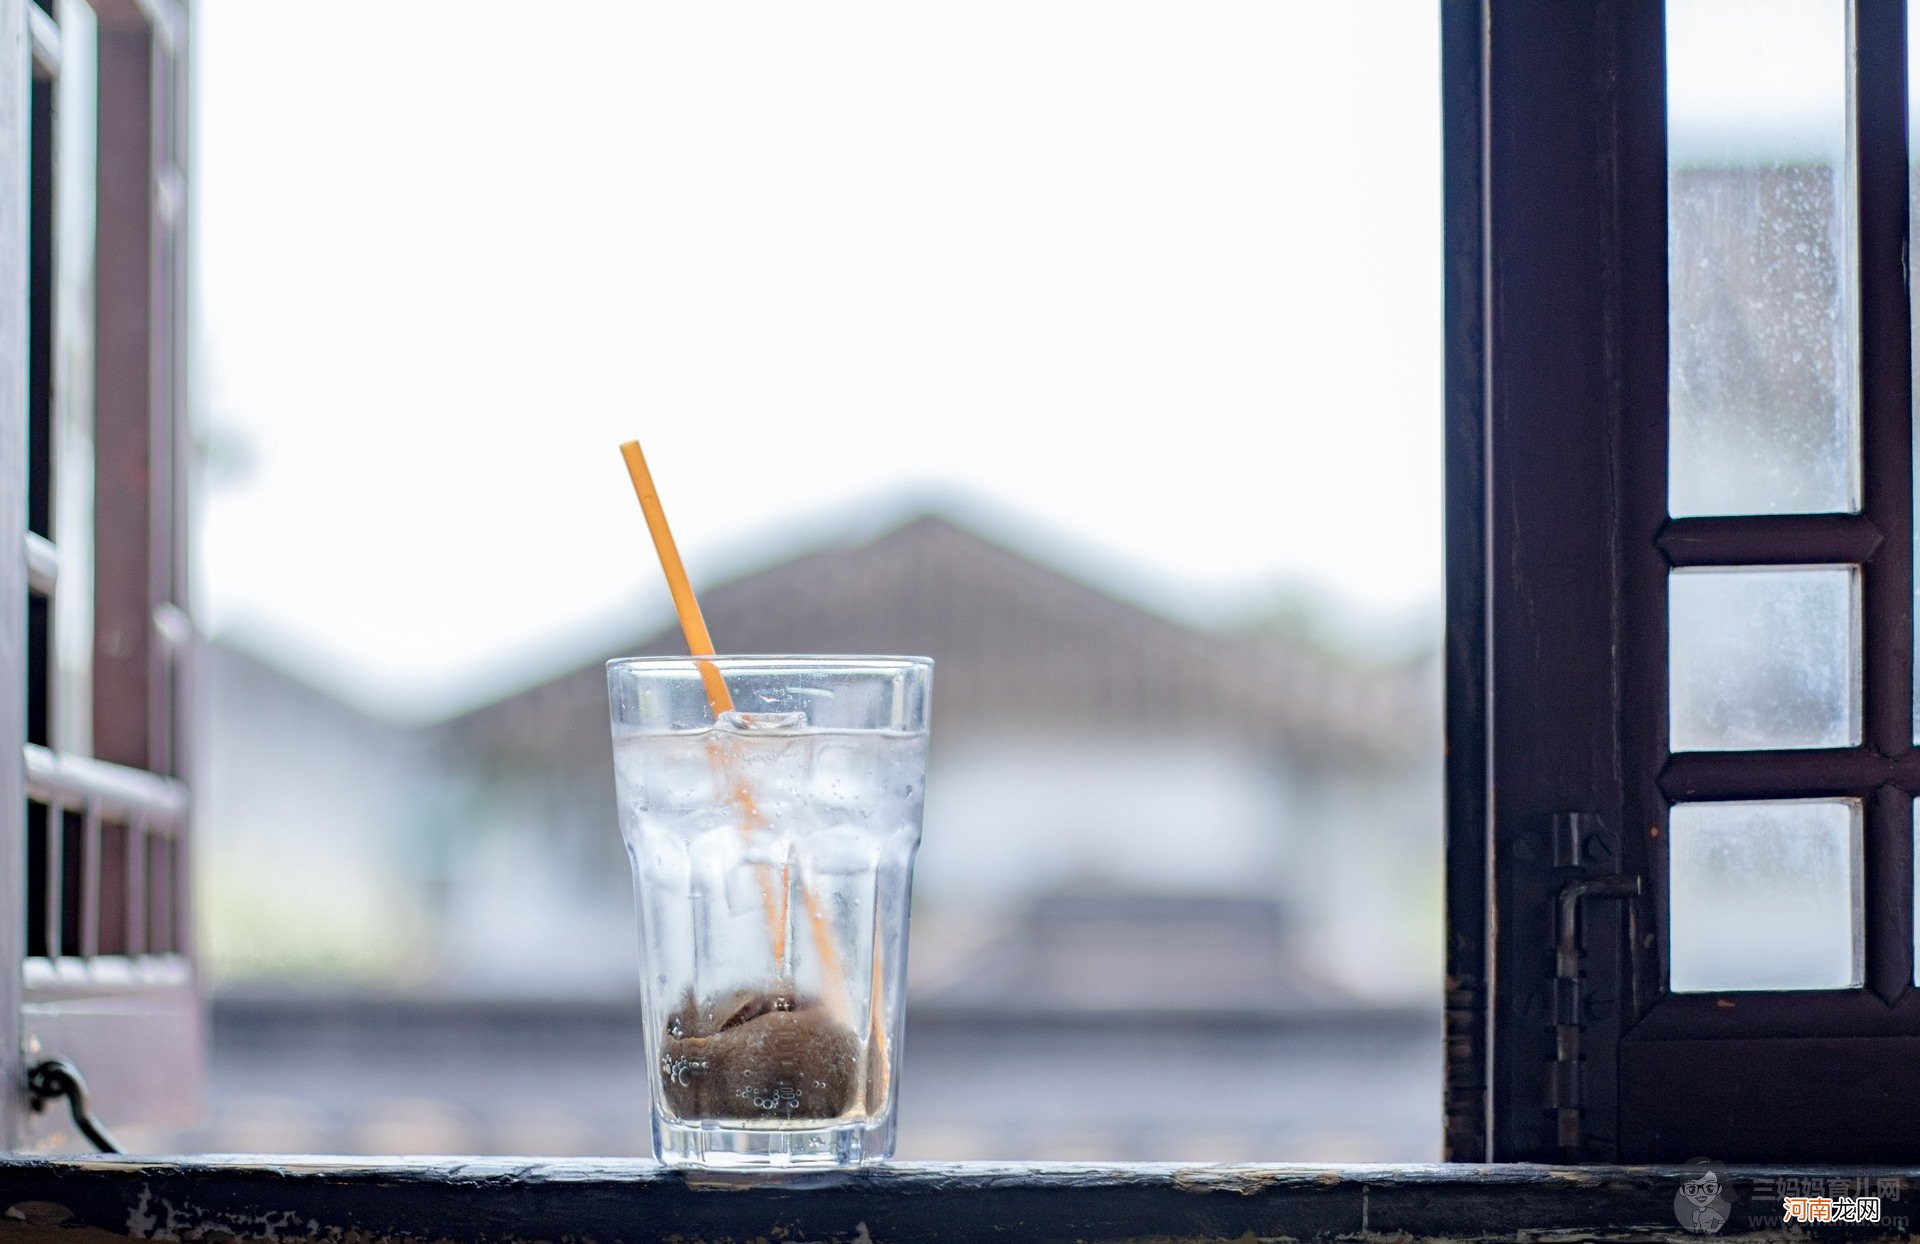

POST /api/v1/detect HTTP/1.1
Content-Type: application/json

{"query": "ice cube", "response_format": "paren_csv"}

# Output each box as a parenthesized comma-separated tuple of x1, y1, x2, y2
(811, 737, 879, 809)
(716, 710, 807, 732)
(724, 864, 773, 918)
(720, 835, 794, 916)
(614, 732, 717, 812)
(803, 823, 882, 876)
(688, 826, 744, 902)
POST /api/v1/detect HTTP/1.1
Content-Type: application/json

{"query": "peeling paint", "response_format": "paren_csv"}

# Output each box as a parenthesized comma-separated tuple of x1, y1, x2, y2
(125, 1188, 155, 1239)
(1170, 1167, 1291, 1196)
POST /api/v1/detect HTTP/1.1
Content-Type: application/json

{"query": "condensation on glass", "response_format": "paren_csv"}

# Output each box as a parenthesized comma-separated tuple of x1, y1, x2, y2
(1669, 565, 1860, 752)
(1667, 0, 1858, 517)
(1669, 799, 1861, 992)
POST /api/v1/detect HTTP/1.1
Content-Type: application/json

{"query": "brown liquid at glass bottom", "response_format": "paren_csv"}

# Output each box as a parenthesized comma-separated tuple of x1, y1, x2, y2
(659, 986, 861, 1123)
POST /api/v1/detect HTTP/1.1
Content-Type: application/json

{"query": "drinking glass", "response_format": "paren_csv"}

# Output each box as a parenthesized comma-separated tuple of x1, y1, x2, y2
(607, 655, 931, 1168)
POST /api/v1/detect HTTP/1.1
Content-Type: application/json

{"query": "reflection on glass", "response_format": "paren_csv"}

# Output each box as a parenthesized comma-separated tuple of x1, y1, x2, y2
(1668, 0, 1857, 516)
(1670, 799, 1860, 992)
(1669, 566, 1859, 751)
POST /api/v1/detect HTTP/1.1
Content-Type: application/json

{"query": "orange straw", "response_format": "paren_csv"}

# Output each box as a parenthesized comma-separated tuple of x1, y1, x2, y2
(620, 441, 735, 716)
(619, 441, 849, 1013)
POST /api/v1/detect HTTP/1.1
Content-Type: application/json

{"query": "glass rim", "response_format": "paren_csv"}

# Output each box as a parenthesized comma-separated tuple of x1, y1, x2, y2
(606, 653, 933, 673)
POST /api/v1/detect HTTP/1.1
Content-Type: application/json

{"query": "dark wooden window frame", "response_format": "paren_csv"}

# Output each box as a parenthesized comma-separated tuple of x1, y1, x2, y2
(1446, 0, 1920, 1164)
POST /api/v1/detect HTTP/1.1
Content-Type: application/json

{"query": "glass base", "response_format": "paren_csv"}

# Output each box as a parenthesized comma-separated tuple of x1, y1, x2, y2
(654, 1118, 874, 1169)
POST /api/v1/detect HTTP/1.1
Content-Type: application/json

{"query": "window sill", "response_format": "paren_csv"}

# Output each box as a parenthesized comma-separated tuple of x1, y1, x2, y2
(0, 1157, 1912, 1241)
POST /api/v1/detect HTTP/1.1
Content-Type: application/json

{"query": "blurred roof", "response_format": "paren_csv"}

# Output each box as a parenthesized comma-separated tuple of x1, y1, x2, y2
(444, 509, 1431, 765)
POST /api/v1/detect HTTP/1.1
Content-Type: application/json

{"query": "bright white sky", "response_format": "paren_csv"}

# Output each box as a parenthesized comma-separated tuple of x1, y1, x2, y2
(194, 2, 1445, 720)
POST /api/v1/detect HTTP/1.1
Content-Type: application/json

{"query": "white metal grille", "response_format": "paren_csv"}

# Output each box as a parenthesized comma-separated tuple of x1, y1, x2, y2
(7, 0, 198, 1150)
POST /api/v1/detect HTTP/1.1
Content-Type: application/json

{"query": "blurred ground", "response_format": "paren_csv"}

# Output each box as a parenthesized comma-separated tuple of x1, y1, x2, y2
(137, 996, 1440, 1163)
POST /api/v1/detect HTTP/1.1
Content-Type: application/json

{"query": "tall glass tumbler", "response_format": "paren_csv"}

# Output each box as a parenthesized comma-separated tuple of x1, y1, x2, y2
(607, 656, 931, 1168)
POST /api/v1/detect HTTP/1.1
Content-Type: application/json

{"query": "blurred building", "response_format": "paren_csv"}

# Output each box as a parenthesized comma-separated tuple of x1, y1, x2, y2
(202, 504, 1441, 1005)
(181, 502, 1443, 1161)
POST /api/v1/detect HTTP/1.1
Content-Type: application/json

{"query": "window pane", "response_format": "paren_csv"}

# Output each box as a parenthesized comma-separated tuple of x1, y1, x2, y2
(1667, 0, 1857, 516)
(1669, 566, 1859, 751)
(1670, 799, 1861, 992)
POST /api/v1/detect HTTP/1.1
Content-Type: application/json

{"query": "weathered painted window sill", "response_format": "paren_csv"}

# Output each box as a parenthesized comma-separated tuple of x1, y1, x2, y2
(0, 1158, 1913, 1242)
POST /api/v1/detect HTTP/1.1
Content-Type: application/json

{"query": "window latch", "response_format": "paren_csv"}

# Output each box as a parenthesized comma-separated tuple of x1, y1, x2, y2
(1544, 813, 1642, 1157)
(27, 1058, 123, 1154)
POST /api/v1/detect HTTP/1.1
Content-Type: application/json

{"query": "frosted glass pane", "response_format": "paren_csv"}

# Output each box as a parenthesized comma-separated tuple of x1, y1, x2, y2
(1670, 800, 1860, 992)
(1669, 566, 1858, 751)
(1668, 0, 1858, 517)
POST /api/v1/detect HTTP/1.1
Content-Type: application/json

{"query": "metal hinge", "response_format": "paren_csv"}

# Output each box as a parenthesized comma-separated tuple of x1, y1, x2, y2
(1543, 812, 1641, 1154)
(1443, 973, 1487, 1162)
